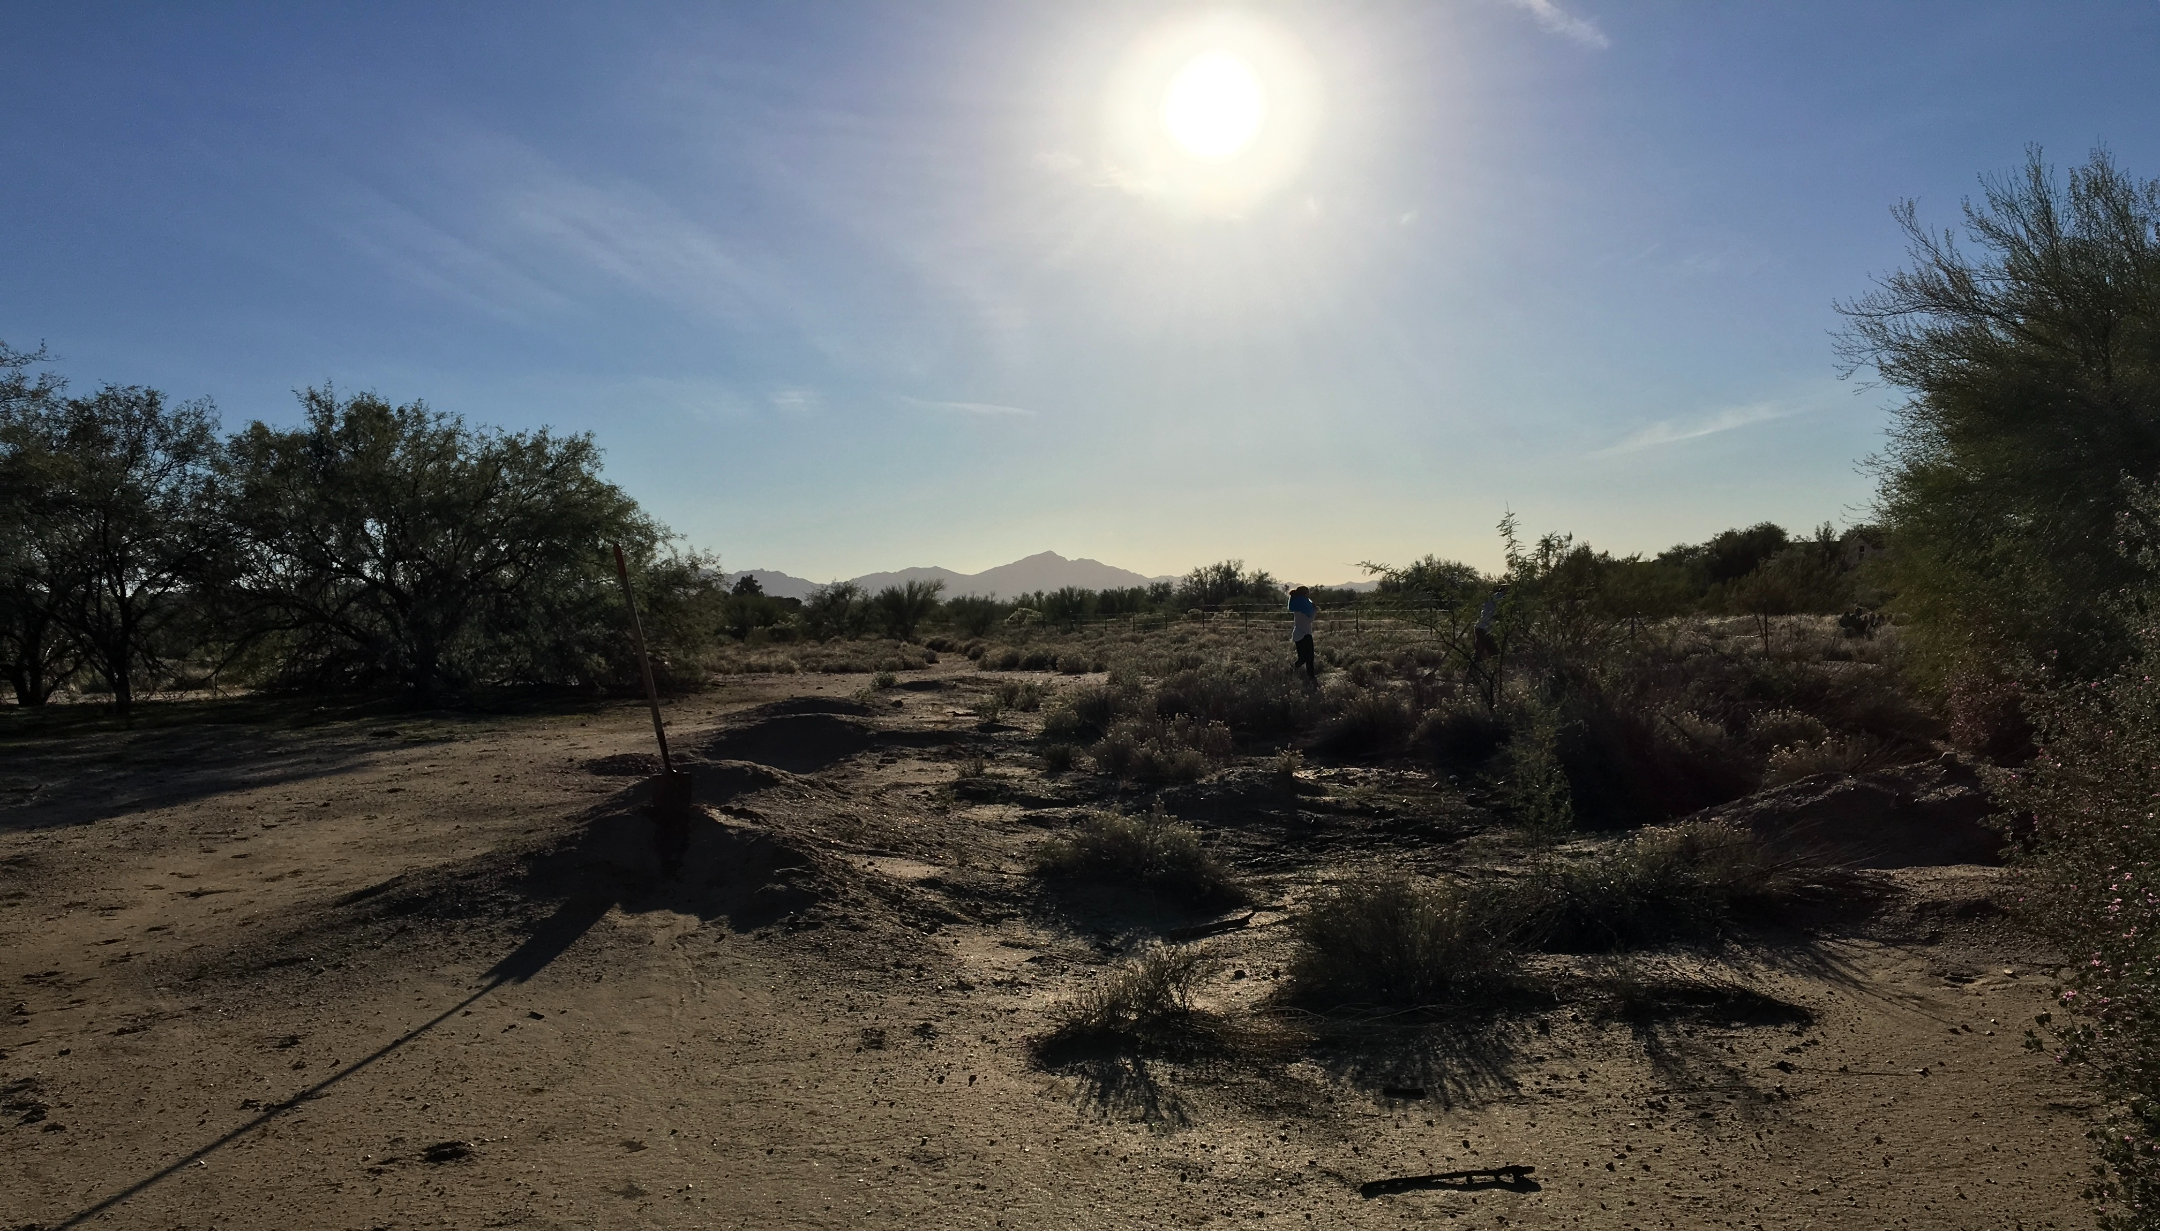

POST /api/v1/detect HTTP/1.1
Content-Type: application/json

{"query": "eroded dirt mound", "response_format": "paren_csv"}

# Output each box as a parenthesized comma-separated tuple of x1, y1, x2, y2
(1693, 755, 2003, 868)
(585, 752, 659, 776)
(693, 711, 879, 773)
(744, 696, 877, 718)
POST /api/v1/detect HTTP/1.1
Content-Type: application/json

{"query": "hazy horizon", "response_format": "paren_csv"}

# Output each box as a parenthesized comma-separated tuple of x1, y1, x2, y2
(7, 1, 2158, 579)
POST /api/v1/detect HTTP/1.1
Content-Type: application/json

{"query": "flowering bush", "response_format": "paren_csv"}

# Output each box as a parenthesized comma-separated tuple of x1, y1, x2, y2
(2009, 625, 2160, 1229)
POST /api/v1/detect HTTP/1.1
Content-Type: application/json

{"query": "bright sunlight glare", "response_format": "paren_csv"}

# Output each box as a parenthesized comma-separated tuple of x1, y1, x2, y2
(1161, 52, 1266, 159)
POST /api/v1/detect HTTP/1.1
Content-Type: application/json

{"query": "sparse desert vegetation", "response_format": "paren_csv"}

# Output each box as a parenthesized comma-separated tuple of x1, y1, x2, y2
(8, 147, 2160, 1230)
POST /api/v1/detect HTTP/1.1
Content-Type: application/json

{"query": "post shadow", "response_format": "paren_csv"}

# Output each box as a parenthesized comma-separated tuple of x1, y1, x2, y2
(49, 895, 612, 1230)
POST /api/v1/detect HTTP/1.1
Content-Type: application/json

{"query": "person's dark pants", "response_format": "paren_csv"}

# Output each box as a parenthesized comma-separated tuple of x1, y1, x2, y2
(1294, 634, 1315, 681)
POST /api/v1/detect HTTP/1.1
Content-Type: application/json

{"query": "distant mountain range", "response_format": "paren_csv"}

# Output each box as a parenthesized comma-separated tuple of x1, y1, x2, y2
(724, 551, 1375, 602)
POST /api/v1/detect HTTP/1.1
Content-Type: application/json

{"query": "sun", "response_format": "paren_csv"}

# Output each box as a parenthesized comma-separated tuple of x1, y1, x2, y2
(1161, 52, 1266, 160)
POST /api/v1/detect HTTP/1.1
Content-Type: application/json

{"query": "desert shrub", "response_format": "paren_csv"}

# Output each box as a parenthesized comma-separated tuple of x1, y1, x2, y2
(1154, 660, 1319, 734)
(1091, 715, 1235, 783)
(1034, 944, 1229, 1060)
(1312, 687, 1416, 759)
(956, 754, 989, 779)
(2011, 615, 2160, 1226)
(1414, 704, 1509, 770)
(1065, 680, 1140, 734)
(974, 693, 1005, 726)
(983, 645, 1022, 670)
(1944, 665, 2033, 764)
(715, 652, 801, 675)
(1760, 734, 1907, 786)
(1056, 650, 1098, 675)
(1019, 647, 1058, 671)
(1525, 822, 1787, 952)
(871, 671, 898, 690)
(872, 580, 943, 640)
(997, 678, 1044, 712)
(1499, 705, 1575, 837)
(1040, 705, 1083, 741)
(788, 639, 933, 674)
(1747, 707, 1830, 752)
(1033, 809, 1244, 906)
(1041, 742, 1076, 774)
(1548, 688, 1757, 827)
(943, 596, 1005, 638)
(1285, 877, 1512, 1008)
(1270, 748, 1305, 789)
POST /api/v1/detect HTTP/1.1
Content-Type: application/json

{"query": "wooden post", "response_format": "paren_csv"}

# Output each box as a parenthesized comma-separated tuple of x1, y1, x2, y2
(612, 543, 672, 775)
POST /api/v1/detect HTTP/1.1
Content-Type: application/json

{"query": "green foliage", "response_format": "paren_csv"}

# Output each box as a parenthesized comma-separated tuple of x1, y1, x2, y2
(872, 579, 943, 640)
(1840, 147, 2160, 683)
(1499, 703, 1575, 839)
(1040, 586, 1091, 623)
(942, 594, 1006, 637)
(1360, 554, 1484, 605)
(1175, 559, 1279, 610)
(802, 581, 871, 640)
(1, 376, 222, 711)
(219, 388, 688, 697)
(0, 342, 83, 705)
(2007, 489, 2160, 1224)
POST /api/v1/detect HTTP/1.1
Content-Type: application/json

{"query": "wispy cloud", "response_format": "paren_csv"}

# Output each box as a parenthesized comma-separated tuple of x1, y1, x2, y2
(1594, 402, 1794, 455)
(905, 396, 1034, 417)
(1505, 0, 1610, 49)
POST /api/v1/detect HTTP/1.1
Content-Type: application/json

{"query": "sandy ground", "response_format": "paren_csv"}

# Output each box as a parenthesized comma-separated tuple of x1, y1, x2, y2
(0, 665, 2100, 1230)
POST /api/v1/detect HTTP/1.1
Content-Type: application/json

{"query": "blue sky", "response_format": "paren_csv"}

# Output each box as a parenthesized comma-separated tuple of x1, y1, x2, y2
(5, 1, 2157, 582)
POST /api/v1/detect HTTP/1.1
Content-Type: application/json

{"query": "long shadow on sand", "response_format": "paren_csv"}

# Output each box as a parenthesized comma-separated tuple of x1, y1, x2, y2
(49, 892, 614, 1229)
(44, 765, 890, 1229)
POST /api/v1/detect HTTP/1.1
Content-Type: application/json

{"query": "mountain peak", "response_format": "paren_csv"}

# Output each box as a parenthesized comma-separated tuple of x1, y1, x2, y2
(727, 550, 1170, 602)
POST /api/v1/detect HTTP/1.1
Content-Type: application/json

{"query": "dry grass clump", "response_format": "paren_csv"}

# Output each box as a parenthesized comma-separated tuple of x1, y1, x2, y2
(1033, 809, 1245, 906)
(1091, 715, 1236, 783)
(1285, 877, 1514, 1008)
(1760, 734, 1903, 785)
(1032, 944, 1233, 1061)
(1413, 703, 1509, 770)
(997, 679, 1045, 712)
(713, 652, 802, 675)
(1154, 660, 1321, 734)
(1312, 688, 1417, 759)
(1269, 748, 1305, 790)
(1746, 707, 1831, 751)
(772, 638, 935, 674)
(1525, 822, 1790, 952)
(1284, 824, 1794, 1007)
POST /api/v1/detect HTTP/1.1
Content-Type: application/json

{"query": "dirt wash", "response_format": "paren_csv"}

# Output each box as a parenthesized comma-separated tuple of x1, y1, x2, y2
(1, 665, 2097, 1229)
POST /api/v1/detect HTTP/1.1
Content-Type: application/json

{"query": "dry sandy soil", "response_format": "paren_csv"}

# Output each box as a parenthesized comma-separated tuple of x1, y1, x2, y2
(0, 663, 2102, 1230)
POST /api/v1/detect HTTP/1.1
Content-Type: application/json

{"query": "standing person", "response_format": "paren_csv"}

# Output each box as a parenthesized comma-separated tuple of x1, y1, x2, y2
(1473, 584, 1507, 662)
(1288, 585, 1318, 683)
